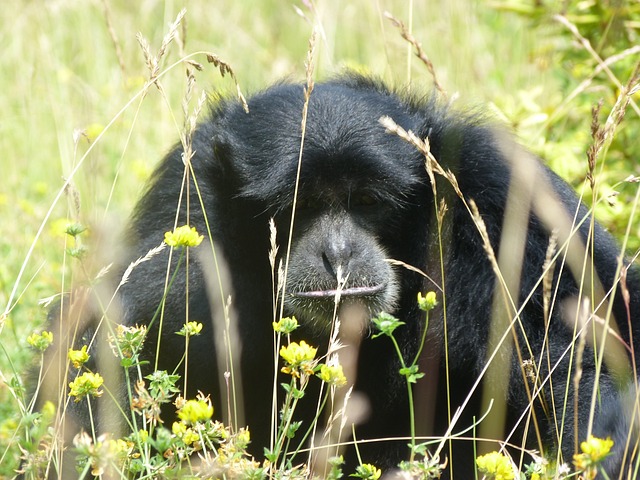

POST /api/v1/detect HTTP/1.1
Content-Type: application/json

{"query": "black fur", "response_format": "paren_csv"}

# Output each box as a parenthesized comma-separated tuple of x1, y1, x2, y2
(43, 76, 640, 477)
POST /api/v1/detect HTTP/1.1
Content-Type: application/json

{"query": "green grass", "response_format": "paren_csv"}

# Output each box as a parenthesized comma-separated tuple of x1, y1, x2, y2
(1, 0, 639, 477)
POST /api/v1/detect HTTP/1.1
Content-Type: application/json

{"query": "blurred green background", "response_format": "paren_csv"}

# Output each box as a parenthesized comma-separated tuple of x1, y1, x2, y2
(1, 0, 639, 474)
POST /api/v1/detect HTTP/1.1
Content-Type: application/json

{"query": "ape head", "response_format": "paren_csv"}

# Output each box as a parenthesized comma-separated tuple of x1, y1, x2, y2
(201, 79, 437, 331)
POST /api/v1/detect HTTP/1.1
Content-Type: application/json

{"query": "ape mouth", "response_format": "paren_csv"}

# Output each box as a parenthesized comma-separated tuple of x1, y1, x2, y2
(291, 283, 386, 299)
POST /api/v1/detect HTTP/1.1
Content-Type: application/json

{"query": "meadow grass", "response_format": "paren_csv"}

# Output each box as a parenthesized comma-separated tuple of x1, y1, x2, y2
(1, 0, 639, 478)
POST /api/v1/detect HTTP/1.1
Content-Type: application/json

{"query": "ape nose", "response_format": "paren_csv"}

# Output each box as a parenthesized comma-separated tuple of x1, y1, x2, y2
(322, 239, 353, 279)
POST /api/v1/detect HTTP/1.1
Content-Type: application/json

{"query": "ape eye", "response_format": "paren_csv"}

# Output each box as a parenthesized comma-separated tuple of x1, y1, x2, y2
(294, 198, 321, 211)
(352, 193, 377, 207)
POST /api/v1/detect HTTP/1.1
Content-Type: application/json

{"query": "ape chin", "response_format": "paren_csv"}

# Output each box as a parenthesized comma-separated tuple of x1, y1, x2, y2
(43, 74, 640, 477)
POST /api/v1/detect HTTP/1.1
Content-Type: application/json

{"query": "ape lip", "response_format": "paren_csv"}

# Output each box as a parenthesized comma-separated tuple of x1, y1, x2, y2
(291, 284, 385, 298)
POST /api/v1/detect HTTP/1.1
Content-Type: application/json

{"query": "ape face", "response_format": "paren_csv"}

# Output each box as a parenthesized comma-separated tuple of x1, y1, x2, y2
(211, 81, 428, 330)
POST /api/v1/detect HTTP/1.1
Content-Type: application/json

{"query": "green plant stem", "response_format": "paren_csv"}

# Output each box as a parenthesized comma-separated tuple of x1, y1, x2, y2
(289, 389, 329, 464)
(77, 461, 91, 480)
(273, 377, 297, 468)
(183, 334, 191, 396)
(153, 249, 186, 371)
(389, 335, 416, 460)
(412, 310, 430, 367)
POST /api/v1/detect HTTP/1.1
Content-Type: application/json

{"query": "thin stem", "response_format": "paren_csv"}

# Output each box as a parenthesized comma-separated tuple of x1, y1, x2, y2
(389, 335, 416, 460)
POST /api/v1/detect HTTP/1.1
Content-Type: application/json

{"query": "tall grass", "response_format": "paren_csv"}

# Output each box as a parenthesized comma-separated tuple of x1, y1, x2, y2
(1, 0, 639, 478)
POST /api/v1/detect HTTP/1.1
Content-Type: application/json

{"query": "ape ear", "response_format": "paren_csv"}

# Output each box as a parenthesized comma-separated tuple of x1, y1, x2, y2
(212, 132, 231, 162)
(209, 132, 236, 183)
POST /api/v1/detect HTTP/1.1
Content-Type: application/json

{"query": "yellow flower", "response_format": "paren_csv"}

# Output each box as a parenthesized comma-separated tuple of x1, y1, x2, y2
(580, 435, 614, 460)
(178, 321, 203, 337)
(177, 398, 214, 425)
(172, 421, 186, 436)
(73, 432, 132, 476)
(183, 428, 199, 445)
(318, 363, 347, 387)
(280, 340, 317, 364)
(279, 340, 317, 377)
(573, 435, 614, 471)
(272, 316, 299, 334)
(107, 438, 132, 460)
(68, 372, 104, 402)
(84, 123, 104, 143)
(417, 291, 438, 311)
(40, 401, 56, 423)
(172, 421, 199, 445)
(353, 463, 382, 480)
(236, 428, 251, 449)
(68, 345, 90, 368)
(27, 331, 53, 351)
(138, 429, 149, 443)
(109, 324, 147, 359)
(476, 451, 514, 480)
(164, 225, 204, 248)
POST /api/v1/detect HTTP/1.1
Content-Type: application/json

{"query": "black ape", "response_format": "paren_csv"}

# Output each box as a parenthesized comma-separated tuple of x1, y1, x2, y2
(48, 76, 640, 477)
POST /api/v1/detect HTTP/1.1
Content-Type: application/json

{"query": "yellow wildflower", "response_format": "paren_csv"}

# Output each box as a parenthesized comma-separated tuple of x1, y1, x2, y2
(573, 435, 614, 472)
(164, 225, 203, 248)
(236, 428, 251, 449)
(280, 340, 317, 377)
(109, 324, 147, 359)
(476, 451, 514, 480)
(172, 421, 186, 436)
(172, 421, 199, 445)
(417, 291, 438, 311)
(178, 321, 203, 337)
(27, 331, 53, 351)
(85, 123, 104, 143)
(69, 372, 104, 402)
(177, 398, 214, 425)
(353, 463, 382, 480)
(138, 429, 149, 443)
(318, 363, 347, 387)
(68, 345, 90, 368)
(272, 316, 299, 334)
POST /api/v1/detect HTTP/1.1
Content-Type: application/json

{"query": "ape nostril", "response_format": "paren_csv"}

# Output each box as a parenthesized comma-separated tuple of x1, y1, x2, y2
(322, 240, 353, 279)
(322, 252, 336, 278)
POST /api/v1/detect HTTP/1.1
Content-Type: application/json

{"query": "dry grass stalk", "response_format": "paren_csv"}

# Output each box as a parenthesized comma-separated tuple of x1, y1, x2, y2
(100, 0, 126, 77)
(381, 115, 539, 459)
(586, 100, 604, 189)
(379, 115, 462, 201)
(587, 63, 640, 192)
(269, 28, 318, 462)
(278, 28, 318, 322)
(384, 10, 447, 98)
(386, 258, 441, 292)
(119, 243, 166, 288)
(572, 298, 589, 453)
(136, 9, 186, 99)
(157, 9, 187, 73)
(181, 84, 207, 167)
(206, 54, 249, 113)
(542, 231, 558, 324)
